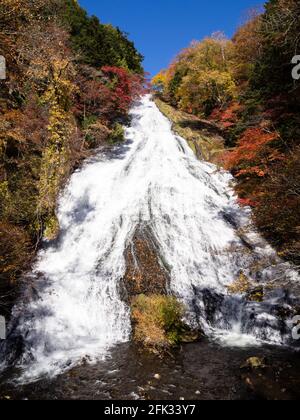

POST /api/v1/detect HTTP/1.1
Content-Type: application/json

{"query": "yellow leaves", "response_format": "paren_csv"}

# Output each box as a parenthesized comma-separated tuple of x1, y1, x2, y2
(41, 59, 76, 112)
(0, 0, 32, 21)
(155, 34, 237, 115)
(36, 51, 76, 216)
(38, 144, 69, 213)
(202, 70, 236, 94)
(227, 273, 252, 295)
(176, 69, 236, 115)
(26, 56, 49, 81)
(178, 37, 234, 73)
(38, 89, 73, 215)
(38, 96, 74, 215)
(47, 104, 68, 141)
(151, 71, 168, 90)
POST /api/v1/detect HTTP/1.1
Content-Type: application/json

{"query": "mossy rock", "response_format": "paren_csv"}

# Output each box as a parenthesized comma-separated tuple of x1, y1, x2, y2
(246, 287, 264, 303)
(180, 329, 202, 343)
(227, 273, 252, 295)
(241, 357, 267, 370)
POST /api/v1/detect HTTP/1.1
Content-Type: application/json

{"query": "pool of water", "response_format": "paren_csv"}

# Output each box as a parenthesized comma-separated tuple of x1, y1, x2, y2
(1, 340, 300, 400)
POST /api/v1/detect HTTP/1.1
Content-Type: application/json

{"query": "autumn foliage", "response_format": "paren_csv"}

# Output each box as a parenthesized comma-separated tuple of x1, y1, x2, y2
(223, 128, 281, 178)
(152, 0, 300, 267)
(101, 66, 145, 115)
(0, 0, 144, 306)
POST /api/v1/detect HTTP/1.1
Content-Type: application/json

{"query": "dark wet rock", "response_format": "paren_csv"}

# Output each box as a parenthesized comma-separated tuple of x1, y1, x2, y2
(241, 361, 300, 401)
(122, 227, 170, 301)
(191, 285, 300, 347)
(246, 286, 264, 303)
(180, 329, 202, 344)
(194, 288, 225, 325)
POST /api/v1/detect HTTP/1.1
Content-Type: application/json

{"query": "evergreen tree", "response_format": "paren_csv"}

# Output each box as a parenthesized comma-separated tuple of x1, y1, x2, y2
(59, 0, 144, 73)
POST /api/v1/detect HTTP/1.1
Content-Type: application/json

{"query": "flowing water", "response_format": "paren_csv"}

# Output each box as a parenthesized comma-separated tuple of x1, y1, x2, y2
(0, 95, 299, 387)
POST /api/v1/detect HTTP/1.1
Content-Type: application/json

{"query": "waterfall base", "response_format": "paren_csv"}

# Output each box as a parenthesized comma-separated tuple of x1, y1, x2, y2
(1, 341, 300, 400)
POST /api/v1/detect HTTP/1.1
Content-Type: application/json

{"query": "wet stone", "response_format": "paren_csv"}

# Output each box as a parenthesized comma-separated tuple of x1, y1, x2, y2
(122, 227, 170, 300)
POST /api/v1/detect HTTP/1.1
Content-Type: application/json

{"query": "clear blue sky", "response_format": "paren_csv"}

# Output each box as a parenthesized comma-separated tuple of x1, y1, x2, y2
(79, 0, 263, 76)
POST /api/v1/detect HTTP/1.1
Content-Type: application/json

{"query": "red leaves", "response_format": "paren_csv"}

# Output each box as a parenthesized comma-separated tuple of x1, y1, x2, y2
(101, 66, 145, 116)
(210, 101, 242, 129)
(73, 66, 145, 125)
(238, 198, 258, 207)
(73, 77, 114, 123)
(223, 126, 287, 212)
(223, 127, 280, 177)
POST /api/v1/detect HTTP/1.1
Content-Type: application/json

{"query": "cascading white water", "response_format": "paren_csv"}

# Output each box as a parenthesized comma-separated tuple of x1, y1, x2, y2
(3, 95, 299, 382)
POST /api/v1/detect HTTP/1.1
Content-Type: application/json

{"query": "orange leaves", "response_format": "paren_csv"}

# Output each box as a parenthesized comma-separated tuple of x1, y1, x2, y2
(0, 99, 49, 154)
(238, 128, 278, 159)
(223, 127, 280, 176)
(236, 167, 266, 178)
(210, 101, 242, 128)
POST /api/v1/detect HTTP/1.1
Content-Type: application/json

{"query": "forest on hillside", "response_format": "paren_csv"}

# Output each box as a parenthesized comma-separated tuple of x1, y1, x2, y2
(152, 0, 300, 269)
(0, 0, 145, 313)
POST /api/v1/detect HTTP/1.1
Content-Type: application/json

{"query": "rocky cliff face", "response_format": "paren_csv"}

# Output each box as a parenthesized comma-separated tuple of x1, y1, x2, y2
(155, 98, 225, 164)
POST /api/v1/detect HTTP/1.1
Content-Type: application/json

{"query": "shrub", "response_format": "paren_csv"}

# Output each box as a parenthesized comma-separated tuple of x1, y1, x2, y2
(131, 294, 186, 352)
(108, 123, 125, 144)
(0, 222, 32, 284)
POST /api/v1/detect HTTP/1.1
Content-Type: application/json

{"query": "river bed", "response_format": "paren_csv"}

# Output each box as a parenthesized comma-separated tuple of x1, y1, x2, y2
(1, 340, 300, 400)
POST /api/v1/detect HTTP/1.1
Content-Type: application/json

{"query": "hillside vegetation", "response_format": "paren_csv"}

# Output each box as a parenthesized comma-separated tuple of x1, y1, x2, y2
(0, 0, 144, 313)
(152, 0, 300, 268)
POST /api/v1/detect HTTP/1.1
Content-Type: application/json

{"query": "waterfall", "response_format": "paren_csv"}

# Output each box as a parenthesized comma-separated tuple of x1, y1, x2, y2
(2, 95, 299, 382)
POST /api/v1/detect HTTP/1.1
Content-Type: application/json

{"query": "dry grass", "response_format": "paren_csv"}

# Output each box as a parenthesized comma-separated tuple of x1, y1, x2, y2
(131, 294, 185, 352)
